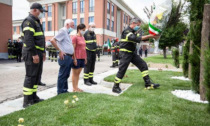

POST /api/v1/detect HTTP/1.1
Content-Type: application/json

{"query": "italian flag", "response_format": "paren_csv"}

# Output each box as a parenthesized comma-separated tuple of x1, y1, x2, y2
(149, 23, 162, 35)
(107, 39, 111, 49)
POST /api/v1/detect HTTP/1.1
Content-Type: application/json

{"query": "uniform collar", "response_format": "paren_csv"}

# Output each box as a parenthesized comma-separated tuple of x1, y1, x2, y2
(29, 13, 40, 22)
(127, 26, 135, 32)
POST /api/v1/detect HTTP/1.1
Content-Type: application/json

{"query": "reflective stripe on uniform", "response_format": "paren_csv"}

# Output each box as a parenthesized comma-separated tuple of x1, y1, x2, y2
(126, 32, 133, 40)
(23, 27, 35, 34)
(114, 77, 121, 83)
(142, 70, 149, 77)
(34, 32, 44, 36)
(119, 48, 133, 53)
(23, 87, 33, 95)
(86, 47, 96, 51)
(24, 43, 44, 51)
(84, 73, 89, 79)
(85, 40, 97, 43)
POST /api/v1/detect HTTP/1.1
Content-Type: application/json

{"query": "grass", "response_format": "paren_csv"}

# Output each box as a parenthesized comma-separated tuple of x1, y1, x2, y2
(0, 70, 210, 126)
(144, 55, 183, 66)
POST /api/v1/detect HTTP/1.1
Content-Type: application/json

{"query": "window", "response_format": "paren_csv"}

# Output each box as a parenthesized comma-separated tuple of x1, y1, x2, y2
(19, 26, 22, 32)
(13, 27, 16, 33)
(80, 18, 84, 24)
(72, 2, 77, 14)
(42, 22, 46, 31)
(73, 18, 77, 29)
(88, 16, 94, 23)
(107, 19, 110, 30)
(48, 21, 52, 31)
(48, 5, 52, 17)
(126, 16, 128, 24)
(107, 2, 110, 14)
(111, 21, 114, 31)
(80, 1, 84, 13)
(111, 4, 114, 16)
(43, 6, 45, 17)
(61, 5, 66, 17)
(89, 0, 94, 12)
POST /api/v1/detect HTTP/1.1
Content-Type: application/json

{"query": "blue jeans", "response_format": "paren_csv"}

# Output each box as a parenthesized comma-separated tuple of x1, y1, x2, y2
(57, 55, 73, 94)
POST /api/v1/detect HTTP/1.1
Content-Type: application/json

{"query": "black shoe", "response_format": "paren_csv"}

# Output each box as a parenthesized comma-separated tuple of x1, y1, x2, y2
(112, 83, 122, 94)
(143, 75, 160, 89)
(89, 78, 97, 85)
(145, 83, 160, 89)
(23, 95, 34, 108)
(110, 64, 116, 68)
(33, 93, 44, 104)
(84, 79, 92, 86)
(38, 82, 46, 86)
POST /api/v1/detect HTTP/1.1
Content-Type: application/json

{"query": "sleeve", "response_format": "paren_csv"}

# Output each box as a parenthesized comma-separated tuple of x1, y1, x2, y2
(72, 36, 77, 45)
(124, 30, 142, 43)
(54, 30, 65, 42)
(22, 20, 37, 56)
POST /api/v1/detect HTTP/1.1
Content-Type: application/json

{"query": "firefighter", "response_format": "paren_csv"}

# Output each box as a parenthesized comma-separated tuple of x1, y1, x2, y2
(16, 37, 23, 62)
(115, 38, 120, 66)
(83, 22, 97, 86)
(46, 40, 52, 60)
(96, 45, 101, 61)
(112, 18, 160, 94)
(51, 46, 58, 62)
(7, 39, 13, 60)
(12, 40, 16, 59)
(110, 38, 119, 68)
(21, 3, 47, 108)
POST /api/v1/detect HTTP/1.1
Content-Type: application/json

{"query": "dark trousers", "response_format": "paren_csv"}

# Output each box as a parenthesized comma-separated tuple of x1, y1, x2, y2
(57, 55, 73, 94)
(23, 51, 43, 98)
(8, 48, 13, 59)
(51, 51, 57, 62)
(114, 52, 148, 83)
(16, 52, 22, 62)
(84, 50, 96, 80)
(112, 52, 117, 65)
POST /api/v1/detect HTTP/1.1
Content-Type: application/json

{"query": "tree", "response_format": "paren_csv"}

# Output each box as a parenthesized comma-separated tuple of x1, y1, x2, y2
(158, 1, 187, 58)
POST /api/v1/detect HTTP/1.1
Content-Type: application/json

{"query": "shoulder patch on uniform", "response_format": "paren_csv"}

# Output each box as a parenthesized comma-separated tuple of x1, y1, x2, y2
(25, 21, 31, 26)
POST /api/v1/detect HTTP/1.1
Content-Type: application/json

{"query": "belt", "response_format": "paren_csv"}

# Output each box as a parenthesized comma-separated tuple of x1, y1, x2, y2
(66, 54, 73, 57)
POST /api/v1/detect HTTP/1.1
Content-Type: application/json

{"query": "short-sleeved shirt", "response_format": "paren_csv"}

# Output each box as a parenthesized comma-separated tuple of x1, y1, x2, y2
(54, 27, 74, 55)
(72, 35, 87, 59)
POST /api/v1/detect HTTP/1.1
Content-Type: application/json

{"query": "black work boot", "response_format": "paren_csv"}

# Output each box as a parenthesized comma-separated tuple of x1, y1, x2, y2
(23, 95, 34, 108)
(112, 83, 122, 94)
(38, 82, 46, 86)
(84, 79, 92, 86)
(33, 92, 44, 104)
(110, 63, 116, 68)
(143, 75, 160, 89)
(89, 78, 97, 85)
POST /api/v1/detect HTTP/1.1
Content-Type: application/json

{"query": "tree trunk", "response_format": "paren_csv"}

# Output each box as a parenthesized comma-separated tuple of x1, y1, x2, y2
(200, 4, 210, 101)
(163, 47, 167, 59)
(188, 40, 193, 79)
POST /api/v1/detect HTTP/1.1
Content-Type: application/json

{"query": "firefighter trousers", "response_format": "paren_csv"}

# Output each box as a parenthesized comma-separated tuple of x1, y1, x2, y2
(22, 51, 43, 98)
(84, 50, 96, 80)
(114, 51, 149, 84)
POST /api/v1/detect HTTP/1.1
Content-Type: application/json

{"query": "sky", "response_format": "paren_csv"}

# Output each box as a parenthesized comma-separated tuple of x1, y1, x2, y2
(12, 0, 186, 22)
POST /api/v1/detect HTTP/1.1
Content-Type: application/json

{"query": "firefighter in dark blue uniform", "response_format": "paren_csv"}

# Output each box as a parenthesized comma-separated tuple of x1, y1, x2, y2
(110, 38, 120, 68)
(112, 18, 160, 93)
(21, 3, 47, 107)
(7, 39, 13, 60)
(83, 22, 98, 86)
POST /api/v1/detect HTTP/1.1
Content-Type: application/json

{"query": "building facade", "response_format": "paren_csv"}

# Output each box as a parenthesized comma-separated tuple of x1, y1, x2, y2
(0, 0, 12, 59)
(12, 0, 143, 46)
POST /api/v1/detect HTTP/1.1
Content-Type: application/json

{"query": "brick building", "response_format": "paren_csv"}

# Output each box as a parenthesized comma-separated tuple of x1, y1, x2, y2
(12, 0, 143, 46)
(0, 0, 12, 59)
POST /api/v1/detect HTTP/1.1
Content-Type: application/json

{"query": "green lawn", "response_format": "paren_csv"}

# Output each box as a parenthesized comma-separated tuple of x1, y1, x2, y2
(0, 70, 209, 126)
(144, 55, 183, 66)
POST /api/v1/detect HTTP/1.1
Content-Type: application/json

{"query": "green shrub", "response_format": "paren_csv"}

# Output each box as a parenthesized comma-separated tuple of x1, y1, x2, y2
(182, 39, 190, 77)
(173, 48, 179, 68)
